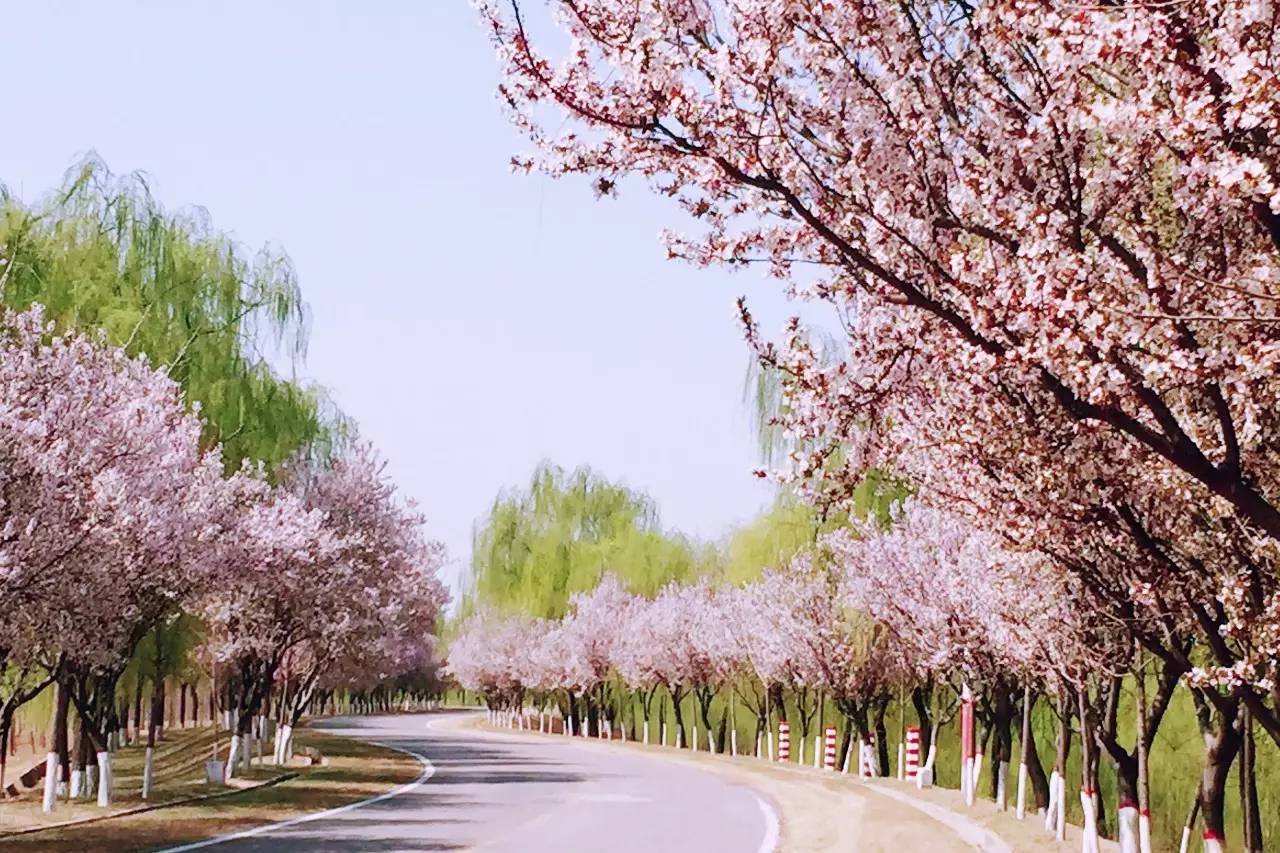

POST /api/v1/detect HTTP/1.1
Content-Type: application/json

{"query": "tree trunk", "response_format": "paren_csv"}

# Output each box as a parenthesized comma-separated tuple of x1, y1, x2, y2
(133, 678, 145, 745)
(911, 685, 933, 766)
(0, 717, 8, 798)
(586, 693, 599, 738)
(770, 683, 787, 722)
(1239, 707, 1262, 853)
(989, 686, 1012, 805)
(565, 689, 578, 736)
(1193, 691, 1241, 852)
(696, 689, 715, 752)
(670, 687, 687, 748)
(143, 676, 164, 799)
(42, 681, 71, 812)
(1022, 693, 1050, 812)
(71, 719, 89, 799)
(54, 684, 71, 794)
(873, 695, 891, 777)
(837, 714, 854, 772)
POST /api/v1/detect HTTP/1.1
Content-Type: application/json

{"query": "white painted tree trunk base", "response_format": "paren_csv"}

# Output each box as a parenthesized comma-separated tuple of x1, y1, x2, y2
(1078, 788, 1100, 853)
(1117, 805, 1139, 853)
(1056, 776, 1067, 841)
(225, 735, 243, 782)
(41, 753, 58, 813)
(1015, 762, 1028, 819)
(70, 769, 84, 800)
(1139, 813, 1152, 853)
(918, 744, 937, 789)
(96, 752, 112, 807)
(142, 747, 155, 800)
(996, 760, 1008, 810)
(1045, 771, 1059, 832)
(279, 725, 293, 766)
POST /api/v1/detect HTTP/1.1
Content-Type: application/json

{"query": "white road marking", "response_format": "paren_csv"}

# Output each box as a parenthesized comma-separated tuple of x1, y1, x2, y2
(153, 735, 436, 852)
(754, 792, 781, 853)
(572, 792, 651, 804)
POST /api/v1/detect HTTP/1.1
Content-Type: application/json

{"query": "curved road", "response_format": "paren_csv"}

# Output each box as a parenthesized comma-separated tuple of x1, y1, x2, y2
(168, 711, 776, 853)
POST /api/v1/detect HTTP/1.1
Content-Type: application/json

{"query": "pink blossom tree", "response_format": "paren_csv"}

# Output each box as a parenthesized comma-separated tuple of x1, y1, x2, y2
(477, 5, 1280, 843)
(559, 574, 632, 736)
(200, 484, 347, 778)
(269, 445, 447, 757)
(0, 306, 230, 808)
(611, 594, 666, 743)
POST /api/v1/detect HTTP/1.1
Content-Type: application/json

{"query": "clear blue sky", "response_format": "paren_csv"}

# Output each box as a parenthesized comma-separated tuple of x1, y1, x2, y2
(0, 1, 804, 595)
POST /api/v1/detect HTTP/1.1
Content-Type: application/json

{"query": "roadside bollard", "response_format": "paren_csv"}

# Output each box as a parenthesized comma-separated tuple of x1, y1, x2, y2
(906, 727, 921, 781)
(778, 720, 790, 762)
(823, 727, 837, 771)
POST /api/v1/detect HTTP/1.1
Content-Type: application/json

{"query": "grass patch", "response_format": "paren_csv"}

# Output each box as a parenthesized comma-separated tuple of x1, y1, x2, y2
(0, 727, 420, 852)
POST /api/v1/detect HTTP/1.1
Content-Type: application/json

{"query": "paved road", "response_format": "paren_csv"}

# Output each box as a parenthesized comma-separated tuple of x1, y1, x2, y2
(170, 711, 777, 853)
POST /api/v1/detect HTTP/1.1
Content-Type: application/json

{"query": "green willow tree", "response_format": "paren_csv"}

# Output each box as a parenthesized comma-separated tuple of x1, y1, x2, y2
(0, 156, 336, 471)
(462, 463, 712, 619)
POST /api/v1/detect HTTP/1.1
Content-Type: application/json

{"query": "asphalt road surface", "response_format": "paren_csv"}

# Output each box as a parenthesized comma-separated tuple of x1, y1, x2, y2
(164, 711, 777, 853)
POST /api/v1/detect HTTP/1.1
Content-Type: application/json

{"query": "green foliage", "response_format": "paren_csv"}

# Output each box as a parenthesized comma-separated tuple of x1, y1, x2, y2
(461, 462, 713, 619)
(719, 498, 819, 585)
(0, 155, 334, 471)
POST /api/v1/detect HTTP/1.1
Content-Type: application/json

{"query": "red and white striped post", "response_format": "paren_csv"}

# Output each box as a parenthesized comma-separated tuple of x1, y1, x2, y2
(823, 726, 837, 770)
(777, 720, 791, 762)
(905, 726, 921, 781)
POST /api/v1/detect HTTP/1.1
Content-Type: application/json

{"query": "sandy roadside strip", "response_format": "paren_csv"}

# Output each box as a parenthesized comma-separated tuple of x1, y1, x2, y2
(463, 716, 1118, 853)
